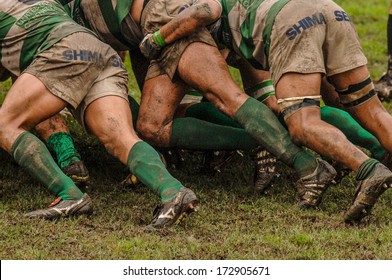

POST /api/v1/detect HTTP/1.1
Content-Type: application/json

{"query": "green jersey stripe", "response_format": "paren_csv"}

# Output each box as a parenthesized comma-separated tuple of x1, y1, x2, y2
(238, 0, 265, 68)
(115, 0, 133, 25)
(0, 12, 17, 63)
(97, 0, 129, 47)
(262, 0, 289, 57)
(17, 2, 79, 71)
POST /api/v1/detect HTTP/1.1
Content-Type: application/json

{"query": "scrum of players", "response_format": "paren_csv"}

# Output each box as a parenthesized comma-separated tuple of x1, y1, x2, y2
(1, 0, 392, 229)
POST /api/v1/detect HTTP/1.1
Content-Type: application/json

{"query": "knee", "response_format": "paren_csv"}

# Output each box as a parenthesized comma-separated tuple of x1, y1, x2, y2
(136, 119, 171, 147)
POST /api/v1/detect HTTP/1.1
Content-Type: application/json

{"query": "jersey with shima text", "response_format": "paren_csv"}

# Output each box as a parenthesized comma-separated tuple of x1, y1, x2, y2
(0, 0, 94, 75)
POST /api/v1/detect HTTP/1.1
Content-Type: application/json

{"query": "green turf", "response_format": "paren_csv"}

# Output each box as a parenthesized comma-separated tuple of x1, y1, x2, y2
(1, 0, 392, 260)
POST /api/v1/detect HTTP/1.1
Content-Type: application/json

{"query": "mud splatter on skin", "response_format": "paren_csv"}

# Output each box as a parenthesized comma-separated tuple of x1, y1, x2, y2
(165, 3, 215, 36)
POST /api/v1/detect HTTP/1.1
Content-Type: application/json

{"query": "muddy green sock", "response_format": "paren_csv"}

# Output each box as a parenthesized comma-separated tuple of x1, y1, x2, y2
(169, 117, 258, 151)
(185, 102, 242, 128)
(321, 106, 386, 160)
(12, 131, 83, 200)
(233, 98, 317, 177)
(356, 158, 379, 180)
(46, 132, 80, 169)
(127, 141, 184, 202)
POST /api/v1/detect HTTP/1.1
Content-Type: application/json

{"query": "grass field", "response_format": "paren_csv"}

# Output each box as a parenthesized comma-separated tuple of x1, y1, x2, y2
(1, 0, 392, 260)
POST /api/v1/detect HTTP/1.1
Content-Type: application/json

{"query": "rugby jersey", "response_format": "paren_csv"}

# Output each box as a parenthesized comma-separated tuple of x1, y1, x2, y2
(64, 0, 143, 51)
(0, 0, 94, 75)
(219, 0, 289, 70)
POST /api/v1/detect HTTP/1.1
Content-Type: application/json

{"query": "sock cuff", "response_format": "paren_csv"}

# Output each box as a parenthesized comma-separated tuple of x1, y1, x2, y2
(233, 98, 257, 122)
(11, 131, 32, 159)
(127, 141, 150, 168)
(356, 158, 379, 180)
(46, 131, 72, 143)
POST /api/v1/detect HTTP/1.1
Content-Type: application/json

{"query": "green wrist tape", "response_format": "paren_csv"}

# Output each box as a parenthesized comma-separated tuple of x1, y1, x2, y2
(152, 30, 166, 47)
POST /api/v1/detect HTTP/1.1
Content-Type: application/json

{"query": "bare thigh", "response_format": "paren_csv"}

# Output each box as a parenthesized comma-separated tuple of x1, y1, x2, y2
(0, 73, 67, 152)
(177, 42, 249, 117)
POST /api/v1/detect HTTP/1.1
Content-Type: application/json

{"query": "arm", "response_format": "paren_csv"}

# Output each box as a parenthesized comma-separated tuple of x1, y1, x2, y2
(139, 0, 222, 58)
(160, 0, 222, 44)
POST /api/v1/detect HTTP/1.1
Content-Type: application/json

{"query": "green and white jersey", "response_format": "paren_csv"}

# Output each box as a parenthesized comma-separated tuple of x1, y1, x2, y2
(65, 0, 143, 51)
(0, 0, 93, 75)
(219, 0, 289, 70)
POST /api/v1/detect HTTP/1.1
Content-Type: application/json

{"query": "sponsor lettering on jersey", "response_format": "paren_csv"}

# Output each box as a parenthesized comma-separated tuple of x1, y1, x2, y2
(63, 49, 104, 63)
(63, 50, 125, 69)
(334, 10, 351, 22)
(110, 55, 126, 69)
(285, 13, 326, 40)
(16, 2, 66, 29)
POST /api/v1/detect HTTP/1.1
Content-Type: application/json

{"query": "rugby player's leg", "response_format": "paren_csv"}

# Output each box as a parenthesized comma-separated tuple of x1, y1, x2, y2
(320, 106, 386, 160)
(86, 95, 200, 229)
(276, 72, 369, 172)
(176, 42, 319, 178)
(329, 66, 392, 156)
(328, 66, 392, 223)
(35, 114, 89, 185)
(84, 95, 185, 202)
(0, 73, 84, 201)
(137, 75, 258, 151)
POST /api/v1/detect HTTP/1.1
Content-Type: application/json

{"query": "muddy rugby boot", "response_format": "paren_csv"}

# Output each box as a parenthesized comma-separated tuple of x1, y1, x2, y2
(253, 148, 278, 194)
(345, 163, 392, 224)
(148, 188, 198, 229)
(24, 193, 93, 219)
(295, 159, 336, 208)
(62, 160, 90, 186)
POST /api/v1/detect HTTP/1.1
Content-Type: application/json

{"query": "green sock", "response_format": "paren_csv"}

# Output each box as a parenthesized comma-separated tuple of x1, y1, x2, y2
(12, 131, 83, 200)
(127, 141, 184, 202)
(356, 158, 379, 180)
(46, 132, 81, 169)
(185, 102, 242, 128)
(169, 117, 258, 151)
(321, 106, 386, 160)
(233, 98, 317, 177)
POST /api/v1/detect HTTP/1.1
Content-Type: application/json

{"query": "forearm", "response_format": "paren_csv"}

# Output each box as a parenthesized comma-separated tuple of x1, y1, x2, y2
(160, 0, 222, 45)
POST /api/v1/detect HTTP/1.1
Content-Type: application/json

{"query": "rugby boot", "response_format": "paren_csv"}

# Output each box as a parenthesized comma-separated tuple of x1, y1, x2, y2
(24, 193, 93, 219)
(295, 159, 337, 208)
(62, 160, 90, 186)
(374, 73, 392, 101)
(345, 163, 392, 224)
(148, 188, 198, 229)
(253, 148, 278, 194)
